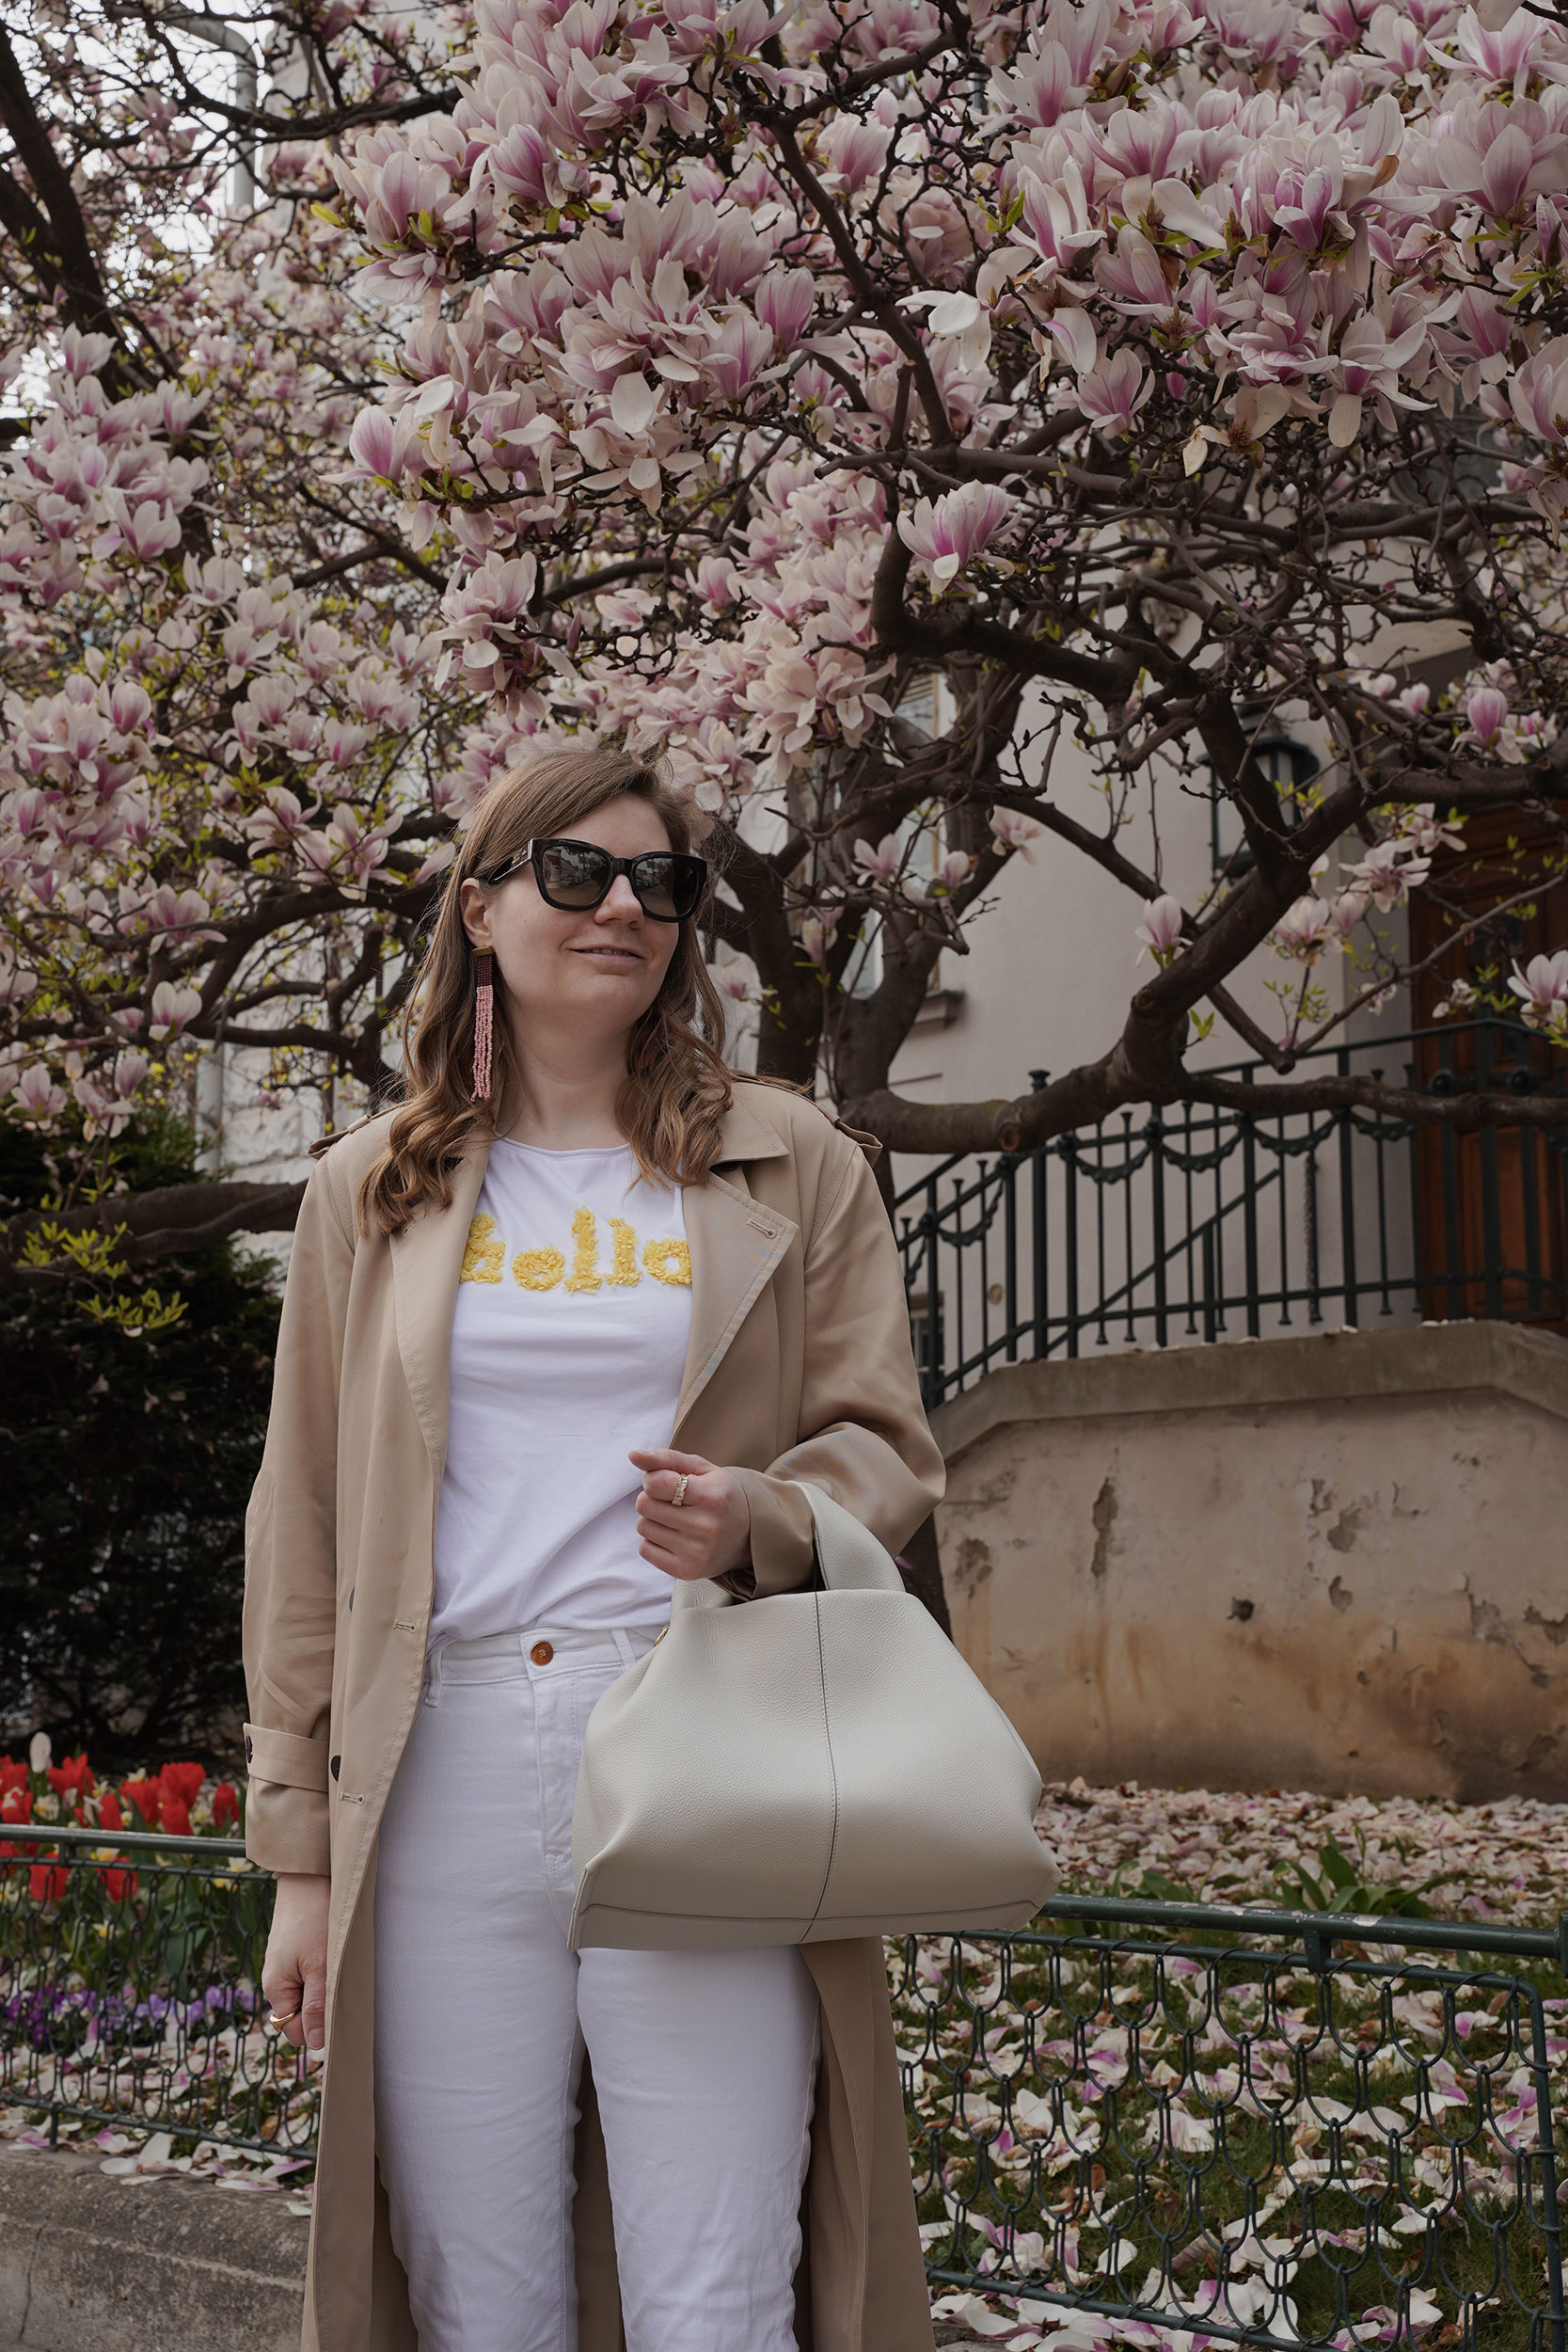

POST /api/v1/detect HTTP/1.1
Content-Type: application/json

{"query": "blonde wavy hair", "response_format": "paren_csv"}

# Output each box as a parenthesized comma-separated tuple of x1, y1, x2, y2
(359, 746, 733, 1236)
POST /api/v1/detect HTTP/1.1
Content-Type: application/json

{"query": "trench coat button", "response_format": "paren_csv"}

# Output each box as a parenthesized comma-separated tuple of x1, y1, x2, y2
(330, 1756, 341, 1781)
(530, 1640, 554, 1666)
(244, 1733, 253, 1764)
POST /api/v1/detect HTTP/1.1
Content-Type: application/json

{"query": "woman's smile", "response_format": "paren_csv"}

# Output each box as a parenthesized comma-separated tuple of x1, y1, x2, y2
(571, 940, 644, 966)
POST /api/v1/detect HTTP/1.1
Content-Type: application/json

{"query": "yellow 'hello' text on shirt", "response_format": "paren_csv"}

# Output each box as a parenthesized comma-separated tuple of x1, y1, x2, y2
(458, 1211, 691, 1294)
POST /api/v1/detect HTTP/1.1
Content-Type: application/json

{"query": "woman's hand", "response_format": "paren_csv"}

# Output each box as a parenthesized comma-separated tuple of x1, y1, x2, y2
(262, 1872, 330, 2052)
(630, 1447, 752, 1582)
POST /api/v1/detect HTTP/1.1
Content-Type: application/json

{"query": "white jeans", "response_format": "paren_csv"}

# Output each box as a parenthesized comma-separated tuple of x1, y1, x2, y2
(372, 1625, 820, 2352)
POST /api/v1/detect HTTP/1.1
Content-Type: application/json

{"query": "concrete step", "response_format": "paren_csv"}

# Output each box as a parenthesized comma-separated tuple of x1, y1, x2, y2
(0, 2146, 308, 2352)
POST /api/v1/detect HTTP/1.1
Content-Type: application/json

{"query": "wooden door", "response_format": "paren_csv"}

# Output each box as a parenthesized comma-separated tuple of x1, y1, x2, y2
(1405, 807, 1568, 1329)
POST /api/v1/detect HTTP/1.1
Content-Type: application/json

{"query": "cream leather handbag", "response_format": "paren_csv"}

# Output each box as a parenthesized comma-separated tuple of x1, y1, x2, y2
(569, 1484, 1058, 1951)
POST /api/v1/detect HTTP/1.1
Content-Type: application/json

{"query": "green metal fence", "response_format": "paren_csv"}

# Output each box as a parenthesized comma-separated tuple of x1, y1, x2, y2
(0, 1820, 317, 2159)
(895, 1897, 1568, 2352)
(6, 1825, 1565, 2350)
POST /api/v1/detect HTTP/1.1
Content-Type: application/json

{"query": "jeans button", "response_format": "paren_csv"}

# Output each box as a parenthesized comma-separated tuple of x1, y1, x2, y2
(531, 1640, 554, 1665)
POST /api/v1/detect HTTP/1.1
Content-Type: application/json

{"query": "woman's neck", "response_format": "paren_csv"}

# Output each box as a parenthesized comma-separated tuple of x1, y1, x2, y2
(498, 1029, 629, 1150)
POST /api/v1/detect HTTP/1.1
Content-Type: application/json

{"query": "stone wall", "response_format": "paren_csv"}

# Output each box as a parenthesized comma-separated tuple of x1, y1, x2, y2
(929, 1322, 1568, 1804)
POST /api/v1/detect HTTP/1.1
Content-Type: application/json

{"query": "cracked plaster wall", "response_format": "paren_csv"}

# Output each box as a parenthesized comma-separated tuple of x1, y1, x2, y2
(931, 1324, 1568, 1802)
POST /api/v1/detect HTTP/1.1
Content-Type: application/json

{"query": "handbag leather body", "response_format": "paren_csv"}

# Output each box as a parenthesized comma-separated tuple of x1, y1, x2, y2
(568, 1483, 1059, 1951)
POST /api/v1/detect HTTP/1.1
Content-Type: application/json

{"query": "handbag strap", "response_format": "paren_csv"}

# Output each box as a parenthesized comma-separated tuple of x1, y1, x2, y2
(669, 1481, 906, 1617)
(791, 1482, 905, 1594)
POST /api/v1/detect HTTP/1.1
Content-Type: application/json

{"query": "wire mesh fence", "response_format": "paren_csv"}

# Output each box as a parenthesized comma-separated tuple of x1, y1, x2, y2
(893, 1898, 1568, 2352)
(0, 1821, 318, 2160)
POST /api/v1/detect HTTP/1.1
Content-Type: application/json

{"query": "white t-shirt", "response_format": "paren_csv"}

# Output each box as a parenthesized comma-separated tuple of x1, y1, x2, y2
(429, 1139, 692, 1646)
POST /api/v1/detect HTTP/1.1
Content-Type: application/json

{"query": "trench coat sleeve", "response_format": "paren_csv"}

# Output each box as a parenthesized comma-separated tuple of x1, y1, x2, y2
(732, 1134, 944, 1598)
(241, 1150, 356, 1876)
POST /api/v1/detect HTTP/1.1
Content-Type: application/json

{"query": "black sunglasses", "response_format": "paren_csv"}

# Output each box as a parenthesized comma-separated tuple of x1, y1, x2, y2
(479, 835, 708, 923)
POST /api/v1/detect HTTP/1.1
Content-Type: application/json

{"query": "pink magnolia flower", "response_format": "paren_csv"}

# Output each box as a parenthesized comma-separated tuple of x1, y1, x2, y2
(1326, 314, 1436, 448)
(13, 1064, 66, 1120)
(1349, 840, 1430, 910)
(1431, 97, 1568, 220)
(896, 484, 1016, 587)
(1456, 683, 1526, 761)
(1396, 803, 1466, 856)
(150, 981, 202, 1041)
(1450, 5, 1548, 91)
(1509, 949, 1568, 1031)
(1272, 896, 1333, 961)
(853, 834, 903, 883)
(1135, 894, 1184, 963)
(1073, 349, 1153, 437)
(989, 809, 1041, 861)
(141, 885, 214, 944)
(800, 907, 843, 965)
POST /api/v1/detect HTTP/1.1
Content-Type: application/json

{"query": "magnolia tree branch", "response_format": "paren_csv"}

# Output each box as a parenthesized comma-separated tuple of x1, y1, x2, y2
(0, 1177, 308, 1289)
(845, 1065, 1568, 1161)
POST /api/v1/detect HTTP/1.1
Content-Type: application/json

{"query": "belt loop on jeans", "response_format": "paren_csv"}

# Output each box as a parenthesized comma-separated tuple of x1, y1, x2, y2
(422, 1645, 445, 1708)
(612, 1629, 637, 1669)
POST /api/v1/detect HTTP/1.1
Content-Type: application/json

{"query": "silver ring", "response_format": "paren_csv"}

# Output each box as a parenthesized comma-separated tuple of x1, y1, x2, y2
(671, 1473, 689, 1508)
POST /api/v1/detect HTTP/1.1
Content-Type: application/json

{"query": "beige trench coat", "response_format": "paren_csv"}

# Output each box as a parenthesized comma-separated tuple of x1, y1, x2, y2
(242, 1079, 947, 2352)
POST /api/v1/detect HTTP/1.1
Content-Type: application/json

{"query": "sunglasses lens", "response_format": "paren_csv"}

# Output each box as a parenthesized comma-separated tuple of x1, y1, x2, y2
(634, 854, 703, 919)
(538, 842, 610, 907)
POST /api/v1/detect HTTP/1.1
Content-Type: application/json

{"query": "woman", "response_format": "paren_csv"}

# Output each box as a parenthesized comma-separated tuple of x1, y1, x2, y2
(245, 744, 945, 2352)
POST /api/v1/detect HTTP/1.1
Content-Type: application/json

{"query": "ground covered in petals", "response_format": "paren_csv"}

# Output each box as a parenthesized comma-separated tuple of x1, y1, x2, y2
(911, 1781, 1568, 2352)
(1035, 1781, 1568, 1927)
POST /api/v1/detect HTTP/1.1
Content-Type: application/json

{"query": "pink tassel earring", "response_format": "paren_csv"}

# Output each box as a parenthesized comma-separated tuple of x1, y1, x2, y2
(471, 952, 495, 1103)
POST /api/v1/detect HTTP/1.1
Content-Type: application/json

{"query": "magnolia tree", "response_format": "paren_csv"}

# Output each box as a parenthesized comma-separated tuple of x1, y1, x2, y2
(0, 0, 487, 1282)
(328, 0, 1568, 1151)
(4, 0, 1568, 1286)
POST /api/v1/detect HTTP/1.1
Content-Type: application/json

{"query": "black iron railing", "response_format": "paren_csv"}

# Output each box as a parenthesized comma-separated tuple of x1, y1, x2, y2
(895, 1018, 1568, 1405)
(896, 1898, 1568, 2352)
(0, 1820, 318, 2158)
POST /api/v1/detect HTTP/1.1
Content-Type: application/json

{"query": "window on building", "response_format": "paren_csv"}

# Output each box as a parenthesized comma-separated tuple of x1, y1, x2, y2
(1211, 728, 1319, 878)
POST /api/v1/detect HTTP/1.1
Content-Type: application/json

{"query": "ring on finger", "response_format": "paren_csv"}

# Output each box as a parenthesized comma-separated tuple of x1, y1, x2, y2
(268, 2007, 302, 2028)
(671, 1472, 689, 1508)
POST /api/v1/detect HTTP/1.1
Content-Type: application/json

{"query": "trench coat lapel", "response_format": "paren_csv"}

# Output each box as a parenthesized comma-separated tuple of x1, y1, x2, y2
(388, 1134, 492, 1477)
(673, 1091, 794, 1437)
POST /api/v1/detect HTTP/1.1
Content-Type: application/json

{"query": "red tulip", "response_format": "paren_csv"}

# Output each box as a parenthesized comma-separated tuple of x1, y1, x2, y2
(212, 1783, 239, 1832)
(160, 1793, 192, 1837)
(29, 1863, 69, 1904)
(97, 1789, 123, 1832)
(47, 1754, 94, 1800)
(159, 1762, 206, 1808)
(100, 1863, 137, 1904)
(119, 1778, 161, 1828)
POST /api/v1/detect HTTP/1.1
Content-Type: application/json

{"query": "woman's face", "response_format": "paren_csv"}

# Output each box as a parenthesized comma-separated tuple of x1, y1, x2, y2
(458, 797, 683, 1057)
